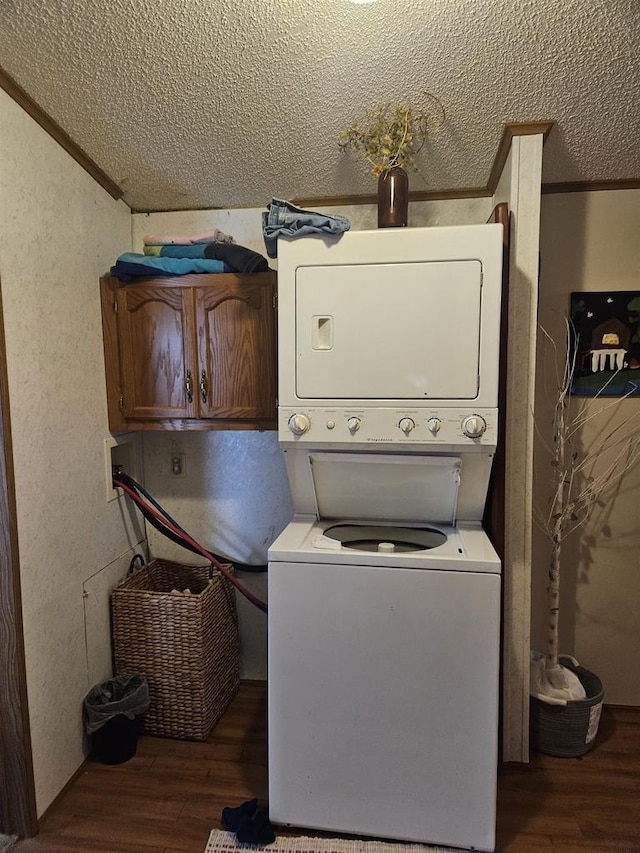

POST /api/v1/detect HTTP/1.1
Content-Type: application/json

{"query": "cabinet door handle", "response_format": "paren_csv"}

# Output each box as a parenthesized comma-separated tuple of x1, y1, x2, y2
(185, 370, 193, 403)
(200, 370, 208, 403)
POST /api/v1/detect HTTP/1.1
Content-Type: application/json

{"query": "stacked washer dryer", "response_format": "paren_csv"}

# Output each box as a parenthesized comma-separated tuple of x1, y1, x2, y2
(268, 224, 503, 853)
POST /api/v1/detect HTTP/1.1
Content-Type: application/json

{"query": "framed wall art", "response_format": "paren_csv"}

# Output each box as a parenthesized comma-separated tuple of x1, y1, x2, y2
(569, 291, 640, 396)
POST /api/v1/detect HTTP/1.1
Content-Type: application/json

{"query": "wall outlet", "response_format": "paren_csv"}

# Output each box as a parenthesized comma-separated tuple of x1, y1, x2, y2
(169, 452, 186, 478)
(157, 451, 187, 477)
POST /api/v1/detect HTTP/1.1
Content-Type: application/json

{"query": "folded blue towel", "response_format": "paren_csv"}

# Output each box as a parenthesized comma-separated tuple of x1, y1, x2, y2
(159, 244, 209, 259)
(110, 253, 230, 281)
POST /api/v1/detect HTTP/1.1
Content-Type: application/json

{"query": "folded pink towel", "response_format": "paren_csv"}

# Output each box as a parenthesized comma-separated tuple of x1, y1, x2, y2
(143, 229, 235, 246)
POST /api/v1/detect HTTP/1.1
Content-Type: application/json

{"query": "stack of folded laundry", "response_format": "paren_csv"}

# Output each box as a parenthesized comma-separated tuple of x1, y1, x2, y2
(110, 228, 270, 282)
(143, 228, 236, 249)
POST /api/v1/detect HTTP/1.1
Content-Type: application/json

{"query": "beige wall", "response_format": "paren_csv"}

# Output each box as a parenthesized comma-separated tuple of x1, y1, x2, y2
(0, 89, 141, 814)
(534, 189, 640, 705)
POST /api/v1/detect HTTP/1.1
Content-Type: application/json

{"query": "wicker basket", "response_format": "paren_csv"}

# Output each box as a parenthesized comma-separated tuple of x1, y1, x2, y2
(111, 558, 240, 741)
(530, 656, 604, 757)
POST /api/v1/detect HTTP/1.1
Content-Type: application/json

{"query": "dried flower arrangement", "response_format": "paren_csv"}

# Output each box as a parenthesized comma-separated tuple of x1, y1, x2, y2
(338, 93, 445, 177)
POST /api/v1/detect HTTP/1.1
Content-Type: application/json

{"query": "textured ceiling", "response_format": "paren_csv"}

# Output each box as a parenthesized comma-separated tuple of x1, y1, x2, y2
(1, 0, 639, 211)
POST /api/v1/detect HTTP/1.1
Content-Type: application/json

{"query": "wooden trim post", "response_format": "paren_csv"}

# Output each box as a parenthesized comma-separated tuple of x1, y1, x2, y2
(0, 279, 38, 836)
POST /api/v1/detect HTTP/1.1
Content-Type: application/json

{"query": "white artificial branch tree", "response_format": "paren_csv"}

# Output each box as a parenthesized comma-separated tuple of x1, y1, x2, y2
(533, 319, 640, 689)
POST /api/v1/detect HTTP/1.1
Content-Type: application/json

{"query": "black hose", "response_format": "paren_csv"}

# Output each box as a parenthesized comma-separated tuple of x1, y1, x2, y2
(114, 476, 267, 613)
(115, 472, 206, 556)
(114, 472, 268, 573)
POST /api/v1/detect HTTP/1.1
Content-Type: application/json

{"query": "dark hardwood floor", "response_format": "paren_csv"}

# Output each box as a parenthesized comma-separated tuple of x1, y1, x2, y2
(14, 683, 640, 853)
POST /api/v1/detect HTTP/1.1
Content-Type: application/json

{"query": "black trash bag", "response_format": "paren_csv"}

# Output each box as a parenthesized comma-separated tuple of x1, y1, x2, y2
(84, 674, 150, 765)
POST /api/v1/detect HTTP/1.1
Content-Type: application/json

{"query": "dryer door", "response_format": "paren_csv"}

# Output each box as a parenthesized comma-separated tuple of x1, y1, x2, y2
(295, 260, 482, 401)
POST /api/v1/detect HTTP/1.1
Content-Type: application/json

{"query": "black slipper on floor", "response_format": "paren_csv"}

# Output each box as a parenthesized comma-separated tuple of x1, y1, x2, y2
(235, 805, 276, 845)
(221, 799, 258, 833)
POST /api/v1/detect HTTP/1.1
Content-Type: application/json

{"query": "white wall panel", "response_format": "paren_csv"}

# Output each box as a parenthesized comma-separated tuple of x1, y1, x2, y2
(493, 136, 544, 762)
(142, 430, 292, 681)
(131, 198, 493, 257)
(0, 89, 136, 815)
(83, 547, 147, 690)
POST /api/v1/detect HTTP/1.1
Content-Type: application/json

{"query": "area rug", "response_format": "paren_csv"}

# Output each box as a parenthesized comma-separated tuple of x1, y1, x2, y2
(205, 830, 464, 853)
(0, 835, 17, 853)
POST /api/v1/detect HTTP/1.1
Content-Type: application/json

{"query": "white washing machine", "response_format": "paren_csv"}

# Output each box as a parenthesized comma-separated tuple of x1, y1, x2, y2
(268, 225, 503, 852)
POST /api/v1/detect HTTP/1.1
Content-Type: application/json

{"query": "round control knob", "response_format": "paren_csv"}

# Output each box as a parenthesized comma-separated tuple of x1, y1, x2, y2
(462, 414, 487, 439)
(427, 417, 442, 435)
(288, 413, 311, 435)
(347, 416, 361, 433)
(399, 417, 416, 434)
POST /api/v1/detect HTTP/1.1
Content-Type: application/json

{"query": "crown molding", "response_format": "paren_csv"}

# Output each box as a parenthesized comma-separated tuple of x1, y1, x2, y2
(486, 121, 555, 195)
(0, 66, 124, 202)
(542, 179, 640, 194)
(291, 186, 491, 208)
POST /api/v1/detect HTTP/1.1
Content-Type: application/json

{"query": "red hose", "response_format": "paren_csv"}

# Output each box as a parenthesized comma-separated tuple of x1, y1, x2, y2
(116, 480, 267, 613)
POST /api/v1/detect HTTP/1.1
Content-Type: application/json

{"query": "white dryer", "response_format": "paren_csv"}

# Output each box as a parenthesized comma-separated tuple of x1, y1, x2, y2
(268, 225, 503, 853)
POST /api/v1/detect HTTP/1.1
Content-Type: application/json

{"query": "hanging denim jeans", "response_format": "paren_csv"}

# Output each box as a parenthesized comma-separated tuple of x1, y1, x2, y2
(262, 198, 351, 258)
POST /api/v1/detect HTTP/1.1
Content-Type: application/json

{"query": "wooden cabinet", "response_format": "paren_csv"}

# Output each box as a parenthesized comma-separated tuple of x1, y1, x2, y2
(100, 272, 277, 431)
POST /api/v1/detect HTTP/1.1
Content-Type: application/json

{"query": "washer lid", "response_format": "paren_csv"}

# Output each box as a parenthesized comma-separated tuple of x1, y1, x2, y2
(307, 452, 461, 525)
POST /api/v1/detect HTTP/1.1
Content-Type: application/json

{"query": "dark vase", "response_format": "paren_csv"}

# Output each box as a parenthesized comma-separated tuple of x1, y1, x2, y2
(377, 166, 409, 228)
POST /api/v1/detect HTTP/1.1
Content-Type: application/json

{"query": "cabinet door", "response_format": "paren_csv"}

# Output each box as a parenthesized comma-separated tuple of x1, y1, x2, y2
(195, 279, 276, 420)
(117, 285, 196, 420)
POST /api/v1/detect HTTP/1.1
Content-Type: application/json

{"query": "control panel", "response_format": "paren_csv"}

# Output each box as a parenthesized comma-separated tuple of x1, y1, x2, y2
(279, 407, 497, 448)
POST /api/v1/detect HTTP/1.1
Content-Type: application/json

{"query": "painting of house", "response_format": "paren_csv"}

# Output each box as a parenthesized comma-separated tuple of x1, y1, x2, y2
(570, 291, 640, 395)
